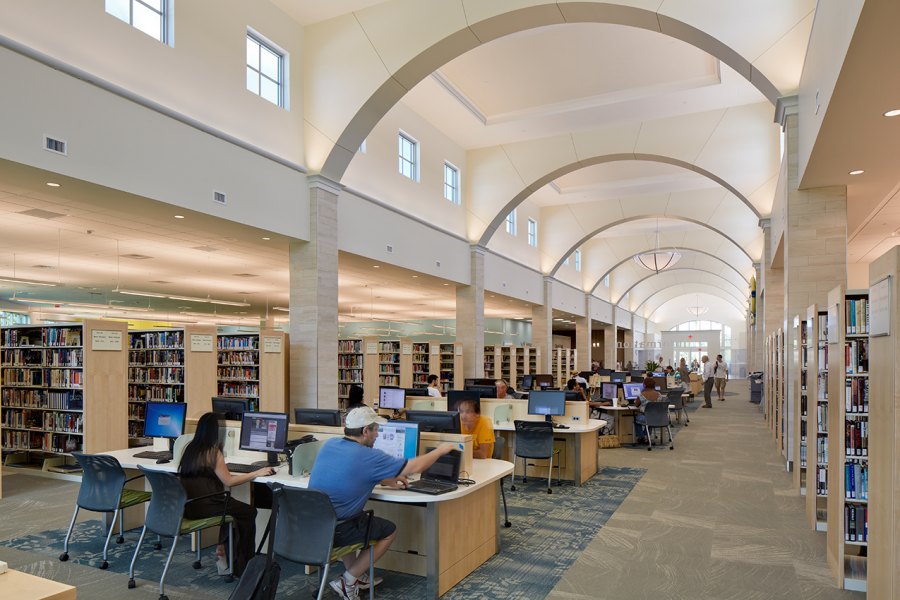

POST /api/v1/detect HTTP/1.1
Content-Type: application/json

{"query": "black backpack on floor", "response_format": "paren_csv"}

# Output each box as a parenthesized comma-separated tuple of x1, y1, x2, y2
(228, 486, 282, 600)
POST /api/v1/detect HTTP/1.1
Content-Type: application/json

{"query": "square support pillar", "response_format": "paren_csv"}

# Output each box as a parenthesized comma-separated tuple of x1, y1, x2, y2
(457, 246, 485, 379)
(531, 277, 554, 373)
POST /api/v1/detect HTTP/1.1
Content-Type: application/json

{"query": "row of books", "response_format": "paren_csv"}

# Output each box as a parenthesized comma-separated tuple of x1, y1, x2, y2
(379, 353, 400, 363)
(2, 327, 81, 348)
(338, 369, 363, 383)
(338, 382, 361, 399)
(1, 430, 81, 453)
(844, 377, 869, 413)
(338, 339, 362, 353)
(379, 342, 400, 352)
(845, 420, 868, 456)
(45, 349, 83, 367)
(816, 466, 828, 495)
(379, 375, 399, 385)
(816, 437, 828, 464)
(217, 366, 259, 381)
(2, 348, 47, 366)
(845, 297, 869, 335)
(817, 372, 828, 401)
(218, 383, 259, 397)
(128, 367, 184, 384)
(130, 330, 184, 349)
(844, 505, 868, 542)
(2, 368, 45, 386)
(379, 365, 399, 374)
(845, 462, 868, 500)
(817, 404, 829, 433)
(218, 352, 257, 366)
(844, 340, 868, 374)
(129, 349, 183, 366)
(3, 410, 83, 434)
(128, 384, 184, 402)
(799, 444, 807, 468)
(218, 336, 259, 350)
(128, 403, 147, 420)
(338, 355, 363, 368)
(2, 368, 83, 388)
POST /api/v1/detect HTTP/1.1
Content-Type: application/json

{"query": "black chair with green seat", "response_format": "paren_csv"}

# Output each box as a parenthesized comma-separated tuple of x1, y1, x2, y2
(510, 420, 561, 494)
(643, 401, 674, 451)
(271, 485, 375, 600)
(127, 466, 234, 600)
(492, 435, 512, 527)
(59, 452, 151, 569)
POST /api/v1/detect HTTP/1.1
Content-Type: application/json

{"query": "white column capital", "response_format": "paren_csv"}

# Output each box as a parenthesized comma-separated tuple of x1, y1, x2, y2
(775, 94, 799, 128)
(307, 174, 344, 196)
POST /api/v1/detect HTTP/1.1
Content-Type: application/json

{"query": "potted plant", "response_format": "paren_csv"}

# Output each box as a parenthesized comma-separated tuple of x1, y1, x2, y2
(645, 360, 660, 373)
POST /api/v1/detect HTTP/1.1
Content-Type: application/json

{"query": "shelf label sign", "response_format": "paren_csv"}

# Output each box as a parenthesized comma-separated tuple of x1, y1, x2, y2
(870, 276, 891, 337)
(91, 329, 123, 351)
(190, 334, 214, 352)
(455, 345, 463, 356)
(263, 336, 283, 353)
(431, 345, 440, 354)
(402, 344, 412, 355)
(366, 342, 378, 354)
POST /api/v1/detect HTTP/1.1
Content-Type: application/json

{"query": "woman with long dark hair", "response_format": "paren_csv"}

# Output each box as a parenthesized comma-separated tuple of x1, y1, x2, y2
(179, 412, 273, 577)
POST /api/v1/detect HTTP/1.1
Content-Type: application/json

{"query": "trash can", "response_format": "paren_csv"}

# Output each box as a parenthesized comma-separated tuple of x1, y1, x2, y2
(749, 372, 763, 404)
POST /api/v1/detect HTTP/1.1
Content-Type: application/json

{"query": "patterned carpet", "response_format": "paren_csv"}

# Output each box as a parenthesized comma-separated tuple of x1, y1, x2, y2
(0, 466, 644, 599)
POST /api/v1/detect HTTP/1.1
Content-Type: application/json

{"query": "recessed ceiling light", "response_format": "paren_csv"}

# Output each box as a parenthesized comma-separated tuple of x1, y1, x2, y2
(262, 237, 271, 241)
(442, 283, 449, 286)
(46, 182, 60, 187)
(174, 215, 185, 219)
(884, 109, 900, 117)
(372, 265, 380, 269)
(411, 275, 418, 278)
(849, 169, 865, 176)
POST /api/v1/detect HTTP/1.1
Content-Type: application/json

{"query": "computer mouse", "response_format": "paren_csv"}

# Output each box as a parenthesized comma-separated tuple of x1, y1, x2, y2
(156, 458, 171, 464)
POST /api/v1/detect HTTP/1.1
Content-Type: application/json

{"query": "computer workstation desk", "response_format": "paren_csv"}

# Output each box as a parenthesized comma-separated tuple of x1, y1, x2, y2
(104, 420, 512, 599)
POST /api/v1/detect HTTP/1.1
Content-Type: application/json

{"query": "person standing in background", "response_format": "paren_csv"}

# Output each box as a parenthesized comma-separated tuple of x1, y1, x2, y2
(714, 354, 729, 401)
(701, 355, 714, 408)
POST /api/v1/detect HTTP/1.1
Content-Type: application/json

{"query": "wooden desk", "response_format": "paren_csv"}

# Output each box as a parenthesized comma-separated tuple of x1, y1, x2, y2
(493, 419, 604, 486)
(0, 569, 76, 599)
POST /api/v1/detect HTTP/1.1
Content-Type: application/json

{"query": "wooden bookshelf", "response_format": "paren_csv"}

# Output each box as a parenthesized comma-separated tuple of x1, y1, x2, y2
(257, 330, 288, 413)
(338, 338, 364, 407)
(483, 345, 497, 379)
(806, 309, 829, 531)
(217, 331, 288, 414)
(826, 286, 868, 592)
(793, 314, 808, 493)
(438, 342, 462, 392)
(411, 342, 431, 388)
(500, 346, 514, 386)
(1, 320, 127, 472)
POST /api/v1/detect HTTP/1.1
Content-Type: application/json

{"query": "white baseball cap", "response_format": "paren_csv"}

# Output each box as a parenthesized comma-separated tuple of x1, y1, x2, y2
(345, 406, 387, 429)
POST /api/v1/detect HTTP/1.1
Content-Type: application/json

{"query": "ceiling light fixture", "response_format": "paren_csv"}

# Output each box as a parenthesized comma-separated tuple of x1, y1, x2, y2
(0, 276, 58, 287)
(262, 237, 271, 241)
(174, 215, 185, 219)
(884, 109, 900, 117)
(115, 289, 167, 298)
(272, 306, 290, 312)
(849, 169, 865, 175)
(687, 295, 708, 317)
(634, 218, 681, 274)
(113, 288, 249, 307)
(46, 182, 60, 187)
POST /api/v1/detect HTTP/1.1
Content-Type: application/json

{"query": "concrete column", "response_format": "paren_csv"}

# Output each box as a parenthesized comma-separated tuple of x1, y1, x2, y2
(750, 262, 763, 371)
(603, 323, 617, 370)
(457, 245, 485, 378)
(531, 277, 554, 373)
(623, 329, 635, 368)
(574, 294, 592, 371)
(289, 175, 340, 410)
(761, 219, 784, 345)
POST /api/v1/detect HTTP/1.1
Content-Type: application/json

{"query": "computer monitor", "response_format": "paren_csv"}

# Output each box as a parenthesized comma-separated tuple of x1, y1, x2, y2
(527, 390, 566, 423)
(239, 411, 289, 467)
(294, 408, 342, 427)
(373, 420, 419, 460)
(143, 402, 187, 443)
(405, 410, 461, 433)
(533, 374, 554, 389)
(447, 389, 481, 413)
(564, 390, 582, 401)
(464, 378, 495, 387)
(404, 387, 430, 397)
(623, 382, 643, 401)
(379, 387, 406, 410)
(520, 374, 534, 391)
(601, 383, 619, 401)
(653, 376, 667, 390)
(651, 371, 666, 378)
(464, 384, 497, 398)
(609, 372, 626, 383)
(212, 396, 251, 421)
(630, 370, 645, 378)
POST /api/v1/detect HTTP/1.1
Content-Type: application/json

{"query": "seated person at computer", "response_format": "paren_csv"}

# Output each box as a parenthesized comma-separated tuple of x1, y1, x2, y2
(457, 399, 494, 459)
(495, 379, 519, 399)
(426, 374, 442, 398)
(178, 412, 274, 577)
(309, 406, 455, 599)
(566, 378, 589, 402)
(633, 377, 662, 441)
(347, 384, 366, 410)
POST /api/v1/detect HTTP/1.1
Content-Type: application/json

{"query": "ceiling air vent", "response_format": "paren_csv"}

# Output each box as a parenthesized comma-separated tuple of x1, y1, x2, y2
(386, 245, 394, 253)
(213, 191, 227, 205)
(43, 135, 67, 156)
(18, 208, 66, 220)
(192, 246, 218, 253)
(121, 253, 152, 260)
(232, 273, 258, 278)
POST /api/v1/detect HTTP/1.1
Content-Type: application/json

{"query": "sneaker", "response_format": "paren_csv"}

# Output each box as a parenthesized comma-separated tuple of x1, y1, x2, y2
(356, 572, 383, 589)
(329, 577, 359, 600)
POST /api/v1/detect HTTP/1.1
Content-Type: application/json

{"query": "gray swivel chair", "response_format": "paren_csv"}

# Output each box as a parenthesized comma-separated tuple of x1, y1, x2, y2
(59, 452, 151, 569)
(666, 390, 689, 425)
(643, 402, 674, 451)
(271, 485, 375, 600)
(492, 436, 511, 527)
(510, 420, 561, 494)
(127, 466, 234, 600)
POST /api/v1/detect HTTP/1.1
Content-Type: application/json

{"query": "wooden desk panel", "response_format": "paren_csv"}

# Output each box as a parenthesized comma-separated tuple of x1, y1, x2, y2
(1, 569, 76, 599)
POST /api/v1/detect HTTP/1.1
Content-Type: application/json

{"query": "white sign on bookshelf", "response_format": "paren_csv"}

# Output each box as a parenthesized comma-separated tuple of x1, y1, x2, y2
(91, 329, 123, 351)
(366, 342, 377, 354)
(263, 336, 283, 353)
(870, 276, 891, 337)
(431, 345, 440, 354)
(402, 344, 412, 355)
(190, 334, 214, 352)
(455, 345, 462, 356)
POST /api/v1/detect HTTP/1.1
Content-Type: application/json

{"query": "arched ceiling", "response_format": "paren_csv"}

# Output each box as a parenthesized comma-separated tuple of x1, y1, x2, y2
(621, 270, 748, 315)
(610, 252, 749, 304)
(649, 290, 747, 329)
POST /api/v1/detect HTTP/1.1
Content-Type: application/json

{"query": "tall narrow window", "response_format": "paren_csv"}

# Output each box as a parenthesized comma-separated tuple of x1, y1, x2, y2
(574, 249, 582, 272)
(246, 32, 285, 107)
(444, 162, 460, 204)
(505, 209, 517, 235)
(602, 274, 610, 287)
(106, 0, 169, 43)
(399, 132, 419, 181)
(527, 219, 537, 247)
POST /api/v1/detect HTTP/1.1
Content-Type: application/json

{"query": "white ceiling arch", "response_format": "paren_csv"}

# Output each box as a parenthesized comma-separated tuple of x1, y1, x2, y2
(619, 269, 748, 312)
(305, 1, 808, 180)
(638, 284, 746, 318)
(612, 255, 749, 306)
(649, 289, 747, 329)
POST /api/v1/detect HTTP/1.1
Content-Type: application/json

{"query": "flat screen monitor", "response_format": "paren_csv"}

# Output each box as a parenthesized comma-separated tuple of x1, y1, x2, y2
(520, 374, 534, 391)
(533, 374, 554, 389)
(447, 389, 481, 413)
(294, 408, 341, 427)
(464, 378, 495, 387)
(609, 372, 626, 383)
(405, 410, 461, 433)
(240, 411, 289, 466)
(373, 420, 419, 460)
(527, 390, 566, 422)
(630, 370, 645, 378)
(651, 371, 666, 378)
(653, 376, 667, 390)
(564, 390, 582, 401)
(404, 387, 430, 397)
(143, 401, 187, 440)
(464, 384, 496, 398)
(212, 396, 251, 421)
(379, 387, 406, 410)
(623, 382, 643, 400)
(601, 383, 619, 401)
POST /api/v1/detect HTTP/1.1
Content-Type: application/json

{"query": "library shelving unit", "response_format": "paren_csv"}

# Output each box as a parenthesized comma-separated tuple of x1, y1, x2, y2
(525, 346, 539, 382)
(806, 309, 829, 532)
(379, 340, 401, 387)
(483, 345, 497, 379)
(411, 343, 431, 388)
(552, 347, 577, 388)
(514, 347, 526, 387)
(217, 331, 288, 414)
(438, 343, 463, 393)
(500, 346, 514, 386)
(793, 314, 808, 493)
(826, 286, 868, 592)
(338, 338, 364, 406)
(361, 338, 411, 399)
(1, 320, 128, 473)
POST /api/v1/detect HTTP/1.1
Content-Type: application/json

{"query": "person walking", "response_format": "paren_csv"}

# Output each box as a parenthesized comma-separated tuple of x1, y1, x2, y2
(714, 354, 729, 401)
(701, 355, 714, 408)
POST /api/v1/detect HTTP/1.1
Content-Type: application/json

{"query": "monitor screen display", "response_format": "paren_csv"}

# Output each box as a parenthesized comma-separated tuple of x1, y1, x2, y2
(379, 387, 406, 410)
(601, 383, 619, 401)
(520, 374, 534, 390)
(373, 420, 419, 460)
(404, 387, 430, 397)
(564, 390, 582, 401)
(143, 402, 187, 439)
(653, 376, 667, 390)
(623, 382, 643, 400)
(464, 385, 496, 398)
(211, 396, 251, 421)
(533, 374, 554, 389)
(651, 371, 666, 377)
(405, 410, 461, 433)
(239, 412, 288, 454)
(527, 390, 566, 417)
(609, 372, 626, 383)
(447, 389, 481, 413)
(294, 408, 341, 427)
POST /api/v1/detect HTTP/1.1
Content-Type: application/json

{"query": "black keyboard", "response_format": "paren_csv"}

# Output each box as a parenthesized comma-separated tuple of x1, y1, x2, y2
(553, 423, 570, 429)
(225, 463, 256, 474)
(134, 450, 172, 460)
(406, 479, 458, 495)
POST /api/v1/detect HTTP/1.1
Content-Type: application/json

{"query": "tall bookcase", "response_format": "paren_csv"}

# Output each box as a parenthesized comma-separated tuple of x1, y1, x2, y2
(483, 345, 497, 379)
(553, 347, 576, 388)
(360, 338, 411, 403)
(338, 338, 364, 406)
(1, 320, 128, 472)
(438, 343, 463, 393)
(217, 331, 288, 414)
(826, 286, 868, 591)
(500, 346, 514, 386)
(793, 314, 808, 493)
(806, 309, 829, 531)
(411, 343, 431, 388)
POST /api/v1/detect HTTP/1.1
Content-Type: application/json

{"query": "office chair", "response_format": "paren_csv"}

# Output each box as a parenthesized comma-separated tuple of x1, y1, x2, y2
(492, 403, 513, 425)
(642, 402, 674, 451)
(271, 485, 375, 600)
(666, 390, 689, 425)
(492, 436, 512, 527)
(510, 420, 561, 494)
(128, 466, 234, 600)
(59, 452, 151, 569)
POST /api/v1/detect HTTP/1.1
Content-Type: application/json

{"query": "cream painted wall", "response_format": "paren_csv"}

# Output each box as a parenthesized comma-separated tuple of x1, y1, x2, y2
(483, 196, 543, 271)
(0, 0, 306, 165)
(590, 297, 613, 324)
(551, 281, 586, 317)
(847, 262, 869, 290)
(483, 252, 544, 306)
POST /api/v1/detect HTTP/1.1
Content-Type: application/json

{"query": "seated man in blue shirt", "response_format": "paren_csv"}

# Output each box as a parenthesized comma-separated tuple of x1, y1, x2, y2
(309, 405, 455, 600)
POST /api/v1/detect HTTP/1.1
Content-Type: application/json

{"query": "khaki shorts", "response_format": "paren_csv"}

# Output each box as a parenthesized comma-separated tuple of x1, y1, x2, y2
(714, 377, 727, 391)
